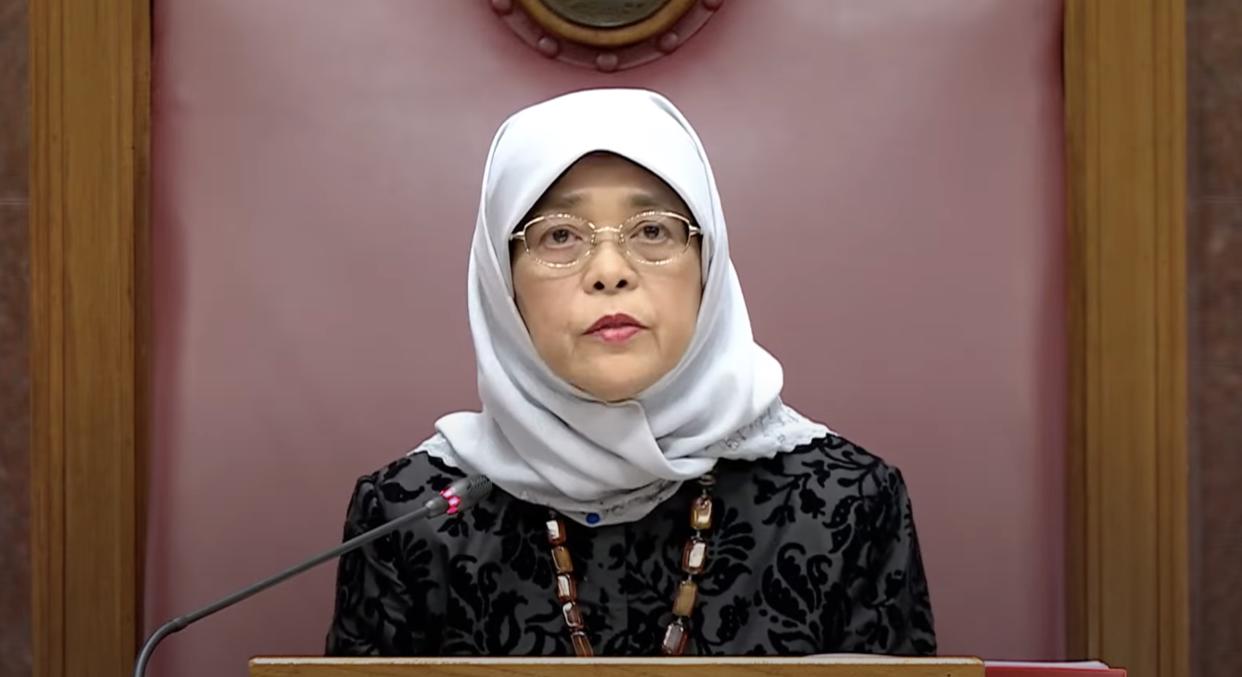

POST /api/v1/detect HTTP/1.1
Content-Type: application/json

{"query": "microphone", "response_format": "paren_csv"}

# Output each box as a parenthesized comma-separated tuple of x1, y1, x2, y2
(133, 475, 493, 677)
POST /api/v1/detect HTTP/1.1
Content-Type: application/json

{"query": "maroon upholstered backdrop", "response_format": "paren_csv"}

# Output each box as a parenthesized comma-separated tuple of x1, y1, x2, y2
(146, 2, 1067, 675)
(1188, 3, 1242, 677)
(0, 0, 30, 674)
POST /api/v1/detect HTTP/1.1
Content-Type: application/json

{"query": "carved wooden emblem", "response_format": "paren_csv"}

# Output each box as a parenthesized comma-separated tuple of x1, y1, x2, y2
(491, 0, 724, 72)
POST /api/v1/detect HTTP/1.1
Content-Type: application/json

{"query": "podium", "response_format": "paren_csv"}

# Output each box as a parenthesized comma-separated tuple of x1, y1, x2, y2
(249, 657, 986, 677)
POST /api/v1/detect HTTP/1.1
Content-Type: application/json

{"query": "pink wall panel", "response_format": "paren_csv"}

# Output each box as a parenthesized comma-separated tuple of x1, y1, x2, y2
(147, 2, 1066, 674)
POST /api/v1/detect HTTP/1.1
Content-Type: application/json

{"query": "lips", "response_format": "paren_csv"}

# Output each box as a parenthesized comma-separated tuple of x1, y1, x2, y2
(585, 313, 646, 344)
(585, 313, 645, 333)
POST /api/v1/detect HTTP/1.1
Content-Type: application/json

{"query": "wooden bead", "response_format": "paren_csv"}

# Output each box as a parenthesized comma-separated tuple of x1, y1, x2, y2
(690, 496, 714, 530)
(681, 538, 708, 574)
(545, 518, 567, 545)
(551, 545, 573, 574)
(660, 619, 690, 655)
(570, 630, 594, 657)
(672, 579, 698, 618)
(562, 601, 585, 629)
(555, 573, 577, 603)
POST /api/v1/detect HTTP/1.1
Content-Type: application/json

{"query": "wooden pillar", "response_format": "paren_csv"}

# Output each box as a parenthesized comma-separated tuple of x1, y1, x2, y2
(29, 0, 150, 674)
(1064, 2, 1190, 677)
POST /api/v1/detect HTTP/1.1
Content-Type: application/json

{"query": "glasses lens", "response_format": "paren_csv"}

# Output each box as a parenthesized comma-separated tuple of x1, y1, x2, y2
(622, 214, 693, 263)
(524, 217, 592, 265)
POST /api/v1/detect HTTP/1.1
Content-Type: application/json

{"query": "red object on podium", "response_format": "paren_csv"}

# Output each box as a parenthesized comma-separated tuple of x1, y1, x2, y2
(986, 662, 1125, 677)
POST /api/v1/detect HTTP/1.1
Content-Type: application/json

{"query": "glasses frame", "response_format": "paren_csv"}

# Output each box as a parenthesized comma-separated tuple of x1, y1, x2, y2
(509, 209, 702, 269)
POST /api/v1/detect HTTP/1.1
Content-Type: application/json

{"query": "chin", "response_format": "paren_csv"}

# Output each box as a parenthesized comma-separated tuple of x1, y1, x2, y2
(581, 382, 647, 403)
(573, 355, 663, 401)
(575, 372, 656, 403)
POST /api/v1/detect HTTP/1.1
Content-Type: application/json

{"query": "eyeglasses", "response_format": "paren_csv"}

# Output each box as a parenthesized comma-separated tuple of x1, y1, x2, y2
(510, 210, 702, 268)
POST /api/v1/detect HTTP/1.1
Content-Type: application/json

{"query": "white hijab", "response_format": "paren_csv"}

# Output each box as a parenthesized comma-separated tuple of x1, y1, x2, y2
(418, 88, 829, 526)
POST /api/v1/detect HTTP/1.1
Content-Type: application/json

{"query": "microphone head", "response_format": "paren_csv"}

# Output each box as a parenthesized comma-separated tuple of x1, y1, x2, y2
(438, 476, 494, 515)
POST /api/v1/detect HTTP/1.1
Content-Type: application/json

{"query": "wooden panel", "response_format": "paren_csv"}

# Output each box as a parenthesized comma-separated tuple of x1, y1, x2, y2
(29, 0, 150, 674)
(1151, 5, 1190, 677)
(249, 657, 985, 677)
(1064, 2, 1189, 677)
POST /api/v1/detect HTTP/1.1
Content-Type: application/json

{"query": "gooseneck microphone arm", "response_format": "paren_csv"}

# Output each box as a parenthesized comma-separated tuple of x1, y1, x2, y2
(133, 475, 493, 677)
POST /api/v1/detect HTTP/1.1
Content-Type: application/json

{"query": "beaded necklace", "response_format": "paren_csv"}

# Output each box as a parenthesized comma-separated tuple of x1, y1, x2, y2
(544, 474, 716, 656)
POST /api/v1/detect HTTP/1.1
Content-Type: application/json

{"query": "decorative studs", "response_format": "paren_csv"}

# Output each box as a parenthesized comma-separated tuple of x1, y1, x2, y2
(594, 52, 619, 73)
(658, 31, 680, 53)
(536, 36, 560, 58)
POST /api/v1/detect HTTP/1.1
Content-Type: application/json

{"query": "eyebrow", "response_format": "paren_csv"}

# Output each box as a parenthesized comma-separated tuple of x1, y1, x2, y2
(537, 194, 583, 212)
(627, 191, 670, 210)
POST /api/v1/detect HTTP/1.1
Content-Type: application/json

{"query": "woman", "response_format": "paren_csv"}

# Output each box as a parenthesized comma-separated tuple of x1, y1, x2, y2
(326, 89, 935, 657)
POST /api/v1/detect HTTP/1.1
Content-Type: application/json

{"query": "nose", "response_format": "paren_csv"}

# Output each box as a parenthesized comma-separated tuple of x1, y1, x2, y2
(583, 237, 636, 293)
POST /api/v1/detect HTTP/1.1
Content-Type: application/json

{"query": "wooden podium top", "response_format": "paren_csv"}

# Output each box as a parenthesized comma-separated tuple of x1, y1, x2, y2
(250, 656, 984, 677)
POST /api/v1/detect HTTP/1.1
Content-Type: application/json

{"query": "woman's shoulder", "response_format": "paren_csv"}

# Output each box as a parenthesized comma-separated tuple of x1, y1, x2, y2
(709, 433, 923, 582)
(757, 432, 906, 482)
(725, 432, 913, 522)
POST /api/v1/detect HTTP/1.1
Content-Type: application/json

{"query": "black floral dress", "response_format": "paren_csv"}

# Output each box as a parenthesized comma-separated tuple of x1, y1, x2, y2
(325, 434, 936, 656)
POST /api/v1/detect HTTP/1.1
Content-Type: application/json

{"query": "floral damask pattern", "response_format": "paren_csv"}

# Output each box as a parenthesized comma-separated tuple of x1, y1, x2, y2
(326, 435, 936, 656)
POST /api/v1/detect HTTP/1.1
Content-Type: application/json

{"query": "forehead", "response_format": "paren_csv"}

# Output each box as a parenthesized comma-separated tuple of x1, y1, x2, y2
(534, 152, 687, 212)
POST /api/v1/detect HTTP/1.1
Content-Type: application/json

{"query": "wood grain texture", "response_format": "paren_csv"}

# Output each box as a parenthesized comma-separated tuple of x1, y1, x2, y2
(28, 0, 150, 674)
(249, 657, 985, 677)
(1064, 2, 1189, 677)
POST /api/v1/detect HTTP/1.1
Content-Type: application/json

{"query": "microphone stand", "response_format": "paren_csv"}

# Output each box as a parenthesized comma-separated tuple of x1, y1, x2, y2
(133, 475, 492, 677)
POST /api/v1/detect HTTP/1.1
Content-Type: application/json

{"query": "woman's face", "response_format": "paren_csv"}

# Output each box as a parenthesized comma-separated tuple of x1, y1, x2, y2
(512, 153, 703, 402)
